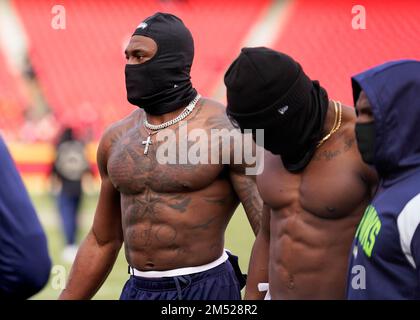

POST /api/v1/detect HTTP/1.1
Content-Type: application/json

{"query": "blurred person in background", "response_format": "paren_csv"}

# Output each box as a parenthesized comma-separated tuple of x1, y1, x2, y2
(51, 127, 91, 263)
(0, 134, 51, 299)
(20, 55, 59, 143)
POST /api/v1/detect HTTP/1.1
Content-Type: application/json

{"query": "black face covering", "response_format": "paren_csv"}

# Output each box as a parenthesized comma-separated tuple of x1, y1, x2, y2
(355, 121, 376, 165)
(125, 13, 197, 115)
(264, 81, 329, 171)
(225, 47, 329, 173)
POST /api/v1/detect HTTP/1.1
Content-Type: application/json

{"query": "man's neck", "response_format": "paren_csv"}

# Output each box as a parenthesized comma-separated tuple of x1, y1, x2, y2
(320, 100, 355, 138)
(320, 100, 338, 138)
(145, 106, 187, 125)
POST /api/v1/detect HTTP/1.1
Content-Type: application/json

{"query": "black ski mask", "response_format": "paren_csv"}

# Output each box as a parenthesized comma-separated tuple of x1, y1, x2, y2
(224, 47, 329, 173)
(125, 13, 197, 115)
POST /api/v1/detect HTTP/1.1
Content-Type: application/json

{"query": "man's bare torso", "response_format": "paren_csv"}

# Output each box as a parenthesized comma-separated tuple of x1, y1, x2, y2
(104, 99, 250, 271)
(257, 107, 375, 299)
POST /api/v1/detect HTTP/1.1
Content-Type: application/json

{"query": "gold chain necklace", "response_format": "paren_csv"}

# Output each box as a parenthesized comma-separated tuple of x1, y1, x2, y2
(317, 100, 342, 148)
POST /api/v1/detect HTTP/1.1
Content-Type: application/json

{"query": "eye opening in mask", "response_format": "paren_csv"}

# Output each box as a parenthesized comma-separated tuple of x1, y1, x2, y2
(125, 34, 160, 66)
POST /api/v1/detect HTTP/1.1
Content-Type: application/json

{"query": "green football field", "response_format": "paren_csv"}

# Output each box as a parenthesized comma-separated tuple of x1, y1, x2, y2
(30, 193, 255, 300)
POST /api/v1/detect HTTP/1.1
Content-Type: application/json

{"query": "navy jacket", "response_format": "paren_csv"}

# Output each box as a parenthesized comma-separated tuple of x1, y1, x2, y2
(0, 136, 51, 299)
(347, 60, 420, 299)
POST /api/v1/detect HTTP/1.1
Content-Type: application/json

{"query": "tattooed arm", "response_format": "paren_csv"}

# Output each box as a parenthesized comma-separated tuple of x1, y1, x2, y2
(59, 126, 123, 299)
(205, 104, 263, 235)
(229, 129, 263, 235)
(229, 168, 262, 235)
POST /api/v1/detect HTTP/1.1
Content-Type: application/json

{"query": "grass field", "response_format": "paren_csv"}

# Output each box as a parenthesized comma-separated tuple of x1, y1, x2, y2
(30, 193, 255, 300)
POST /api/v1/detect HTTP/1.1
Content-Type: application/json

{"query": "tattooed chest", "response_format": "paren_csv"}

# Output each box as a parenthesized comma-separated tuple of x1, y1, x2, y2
(107, 141, 224, 194)
(121, 188, 194, 226)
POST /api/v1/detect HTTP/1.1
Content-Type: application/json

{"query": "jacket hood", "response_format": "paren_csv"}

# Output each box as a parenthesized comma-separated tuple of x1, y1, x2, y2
(352, 60, 420, 178)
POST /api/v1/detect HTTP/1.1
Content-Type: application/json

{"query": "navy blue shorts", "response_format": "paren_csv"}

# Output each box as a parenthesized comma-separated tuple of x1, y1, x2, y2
(120, 254, 246, 300)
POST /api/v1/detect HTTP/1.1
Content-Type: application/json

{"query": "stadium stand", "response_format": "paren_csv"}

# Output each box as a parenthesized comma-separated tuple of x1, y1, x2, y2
(3, 0, 420, 183)
(0, 48, 26, 139)
(12, 0, 270, 139)
(272, 0, 420, 105)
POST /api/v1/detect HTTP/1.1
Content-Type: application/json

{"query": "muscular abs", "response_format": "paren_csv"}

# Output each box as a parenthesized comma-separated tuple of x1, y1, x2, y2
(106, 102, 241, 271)
(258, 127, 374, 299)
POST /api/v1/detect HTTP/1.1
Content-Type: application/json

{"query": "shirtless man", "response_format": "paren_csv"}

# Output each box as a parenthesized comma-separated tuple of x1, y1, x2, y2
(224, 47, 377, 299)
(59, 13, 262, 300)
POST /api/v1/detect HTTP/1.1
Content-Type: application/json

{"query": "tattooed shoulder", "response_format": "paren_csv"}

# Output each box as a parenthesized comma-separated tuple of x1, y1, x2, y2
(200, 99, 235, 131)
(97, 110, 141, 173)
(205, 114, 235, 130)
(313, 134, 356, 161)
(104, 110, 141, 148)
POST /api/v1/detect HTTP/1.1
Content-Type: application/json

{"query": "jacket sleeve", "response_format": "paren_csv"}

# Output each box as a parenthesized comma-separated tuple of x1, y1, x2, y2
(0, 137, 51, 299)
(411, 225, 420, 284)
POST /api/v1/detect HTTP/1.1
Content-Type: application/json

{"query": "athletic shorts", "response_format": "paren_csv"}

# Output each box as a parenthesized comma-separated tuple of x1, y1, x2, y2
(119, 252, 246, 300)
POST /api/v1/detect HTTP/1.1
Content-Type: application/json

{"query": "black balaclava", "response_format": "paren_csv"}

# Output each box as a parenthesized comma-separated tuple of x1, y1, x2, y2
(224, 47, 329, 173)
(125, 12, 197, 115)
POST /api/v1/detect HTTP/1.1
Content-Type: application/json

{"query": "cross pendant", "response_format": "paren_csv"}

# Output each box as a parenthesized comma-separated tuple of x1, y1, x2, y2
(142, 135, 152, 155)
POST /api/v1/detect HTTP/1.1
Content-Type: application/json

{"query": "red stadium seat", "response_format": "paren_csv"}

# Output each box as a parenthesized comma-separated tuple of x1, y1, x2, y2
(272, 0, 420, 105)
(13, 0, 269, 138)
(0, 49, 26, 139)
